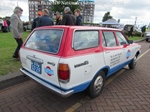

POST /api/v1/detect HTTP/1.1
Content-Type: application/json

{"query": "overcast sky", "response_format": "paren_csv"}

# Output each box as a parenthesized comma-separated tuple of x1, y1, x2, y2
(0, 0, 150, 26)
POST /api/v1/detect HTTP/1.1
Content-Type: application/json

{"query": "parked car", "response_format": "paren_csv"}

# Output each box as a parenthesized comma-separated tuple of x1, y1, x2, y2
(20, 26, 141, 98)
(145, 32, 150, 42)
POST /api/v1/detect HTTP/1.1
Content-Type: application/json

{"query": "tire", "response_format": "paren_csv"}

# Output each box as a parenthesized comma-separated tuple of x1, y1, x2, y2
(88, 71, 105, 98)
(146, 39, 148, 42)
(128, 56, 137, 69)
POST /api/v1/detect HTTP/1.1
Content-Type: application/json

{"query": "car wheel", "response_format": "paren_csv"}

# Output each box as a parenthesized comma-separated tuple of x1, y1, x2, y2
(146, 39, 148, 42)
(88, 71, 105, 98)
(128, 56, 137, 69)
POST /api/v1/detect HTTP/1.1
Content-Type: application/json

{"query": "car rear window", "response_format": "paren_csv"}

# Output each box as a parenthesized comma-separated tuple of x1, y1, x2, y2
(25, 29, 63, 54)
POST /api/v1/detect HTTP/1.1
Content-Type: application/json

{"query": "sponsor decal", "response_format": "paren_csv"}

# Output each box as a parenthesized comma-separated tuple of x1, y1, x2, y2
(126, 50, 131, 59)
(44, 66, 54, 76)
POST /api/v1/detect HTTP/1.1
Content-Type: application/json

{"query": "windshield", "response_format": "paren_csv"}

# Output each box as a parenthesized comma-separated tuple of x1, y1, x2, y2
(25, 29, 63, 54)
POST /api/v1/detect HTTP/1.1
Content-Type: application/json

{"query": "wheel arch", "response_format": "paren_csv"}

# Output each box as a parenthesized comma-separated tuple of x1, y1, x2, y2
(135, 50, 140, 57)
(93, 66, 110, 80)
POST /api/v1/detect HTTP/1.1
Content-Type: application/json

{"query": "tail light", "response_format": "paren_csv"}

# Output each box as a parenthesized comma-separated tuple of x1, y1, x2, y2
(58, 64, 70, 83)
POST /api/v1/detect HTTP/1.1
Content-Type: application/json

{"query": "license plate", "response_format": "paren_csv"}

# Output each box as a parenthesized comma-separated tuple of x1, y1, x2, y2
(31, 61, 42, 74)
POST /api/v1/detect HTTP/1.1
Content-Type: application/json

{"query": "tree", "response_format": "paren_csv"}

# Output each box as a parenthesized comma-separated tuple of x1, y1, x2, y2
(51, 0, 80, 14)
(102, 12, 113, 22)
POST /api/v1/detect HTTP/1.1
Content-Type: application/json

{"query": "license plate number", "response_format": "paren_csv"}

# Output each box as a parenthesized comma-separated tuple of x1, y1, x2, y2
(31, 61, 42, 74)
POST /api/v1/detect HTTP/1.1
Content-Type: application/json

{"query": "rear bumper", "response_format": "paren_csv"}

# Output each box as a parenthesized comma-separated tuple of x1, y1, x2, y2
(20, 68, 74, 98)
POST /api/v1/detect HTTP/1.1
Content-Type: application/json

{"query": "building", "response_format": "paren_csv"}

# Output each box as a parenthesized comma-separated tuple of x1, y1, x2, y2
(28, 0, 53, 21)
(28, 0, 95, 23)
(79, 0, 95, 23)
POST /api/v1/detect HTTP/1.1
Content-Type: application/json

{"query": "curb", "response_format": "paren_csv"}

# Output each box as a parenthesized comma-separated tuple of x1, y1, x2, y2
(0, 71, 29, 90)
(0, 38, 146, 90)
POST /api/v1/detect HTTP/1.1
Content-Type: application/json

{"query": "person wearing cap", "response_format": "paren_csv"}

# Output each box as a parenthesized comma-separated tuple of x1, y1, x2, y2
(37, 9, 54, 27)
(54, 12, 62, 25)
(74, 9, 82, 26)
(61, 7, 76, 25)
(10, 6, 23, 59)
(32, 11, 42, 30)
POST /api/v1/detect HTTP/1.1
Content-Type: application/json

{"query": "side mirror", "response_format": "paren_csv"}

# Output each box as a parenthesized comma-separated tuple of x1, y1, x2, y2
(123, 44, 128, 48)
(128, 40, 133, 44)
(120, 42, 127, 45)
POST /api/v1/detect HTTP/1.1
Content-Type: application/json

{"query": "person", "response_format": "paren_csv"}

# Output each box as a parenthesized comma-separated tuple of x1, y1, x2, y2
(10, 6, 23, 59)
(31, 11, 42, 31)
(2, 18, 8, 33)
(61, 7, 76, 25)
(54, 12, 62, 25)
(127, 26, 132, 37)
(74, 9, 82, 26)
(129, 26, 134, 37)
(141, 25, 146, 37)
(37, 9, 54, 27)
(6, 18, 11, 32)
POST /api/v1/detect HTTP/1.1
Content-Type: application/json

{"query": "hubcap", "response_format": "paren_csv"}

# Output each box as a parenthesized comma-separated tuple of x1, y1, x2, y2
(94, 76, 103, 94)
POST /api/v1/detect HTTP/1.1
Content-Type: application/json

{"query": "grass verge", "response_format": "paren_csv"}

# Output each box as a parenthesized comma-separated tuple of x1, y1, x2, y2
(0, 31, 30, 75)
(127, 36, 144, 41)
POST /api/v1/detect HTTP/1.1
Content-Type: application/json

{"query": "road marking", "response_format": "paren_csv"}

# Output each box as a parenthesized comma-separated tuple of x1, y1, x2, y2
(137, 49, 150, 60)
(66, 48, 150, 112)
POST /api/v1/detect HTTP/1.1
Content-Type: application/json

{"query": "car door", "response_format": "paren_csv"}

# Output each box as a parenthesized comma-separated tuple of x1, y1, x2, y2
(102, 31, 123, 76)
(115, 32, 135, 64)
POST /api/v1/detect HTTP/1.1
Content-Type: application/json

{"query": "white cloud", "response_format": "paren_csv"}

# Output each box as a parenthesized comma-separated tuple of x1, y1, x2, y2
(94, 0, 150, 25)
(0, 0, 29, 21)
(0, 0, 150, 26)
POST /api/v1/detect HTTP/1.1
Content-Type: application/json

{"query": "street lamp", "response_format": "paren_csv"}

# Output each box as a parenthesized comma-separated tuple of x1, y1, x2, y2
(134, 17, 137, 25)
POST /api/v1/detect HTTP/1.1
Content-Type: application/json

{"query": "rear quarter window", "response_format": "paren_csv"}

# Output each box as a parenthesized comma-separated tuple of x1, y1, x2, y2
(73, 30, 99, 50)
(25, 29, 63, 54)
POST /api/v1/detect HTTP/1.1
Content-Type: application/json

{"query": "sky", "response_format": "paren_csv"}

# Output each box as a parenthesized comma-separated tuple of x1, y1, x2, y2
(0, 0, 150, 26)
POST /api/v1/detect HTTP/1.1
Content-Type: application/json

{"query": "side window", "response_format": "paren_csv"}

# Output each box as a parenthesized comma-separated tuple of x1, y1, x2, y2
(73, 30, 99, 50)
(116, 32, 128, 45)
(103, 31, 117, 47)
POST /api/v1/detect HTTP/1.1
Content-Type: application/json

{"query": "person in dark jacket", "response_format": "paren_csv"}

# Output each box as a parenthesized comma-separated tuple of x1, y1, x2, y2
(61, 7, 76, 25)
(54, 12, 62, 25)
(141, 25, 146, 37)
(74, 9, 82, 26)
(128, 26, 133, 37)
(32, 11, 42, 30)
(37, 9, 54, 27)
(6, 18, 11, 32)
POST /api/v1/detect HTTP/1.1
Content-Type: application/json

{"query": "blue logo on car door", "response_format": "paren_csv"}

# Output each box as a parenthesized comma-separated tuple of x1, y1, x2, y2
(126, 50, 131, 59)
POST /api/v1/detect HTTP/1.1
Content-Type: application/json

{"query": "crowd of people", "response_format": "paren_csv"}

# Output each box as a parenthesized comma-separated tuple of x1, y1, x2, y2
(0, 18, 10, 33)
(32, 7, 82, 30)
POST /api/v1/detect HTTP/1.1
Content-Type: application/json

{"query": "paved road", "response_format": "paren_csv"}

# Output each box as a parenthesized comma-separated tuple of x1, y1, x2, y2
(0, 41, 150, 112)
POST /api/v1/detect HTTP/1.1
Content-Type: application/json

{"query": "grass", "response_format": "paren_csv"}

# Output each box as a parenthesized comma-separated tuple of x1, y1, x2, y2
(0, 31, 30, 75)
(0, 31, 143, 76)
(126, 36, 144, 41)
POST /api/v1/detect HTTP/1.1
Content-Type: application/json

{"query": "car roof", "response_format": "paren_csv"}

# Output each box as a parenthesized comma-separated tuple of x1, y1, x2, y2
(35, 25, 121, 31)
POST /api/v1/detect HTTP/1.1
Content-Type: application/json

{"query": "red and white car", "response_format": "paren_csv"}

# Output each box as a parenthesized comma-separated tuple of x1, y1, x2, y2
(20, 26, 141, 98)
